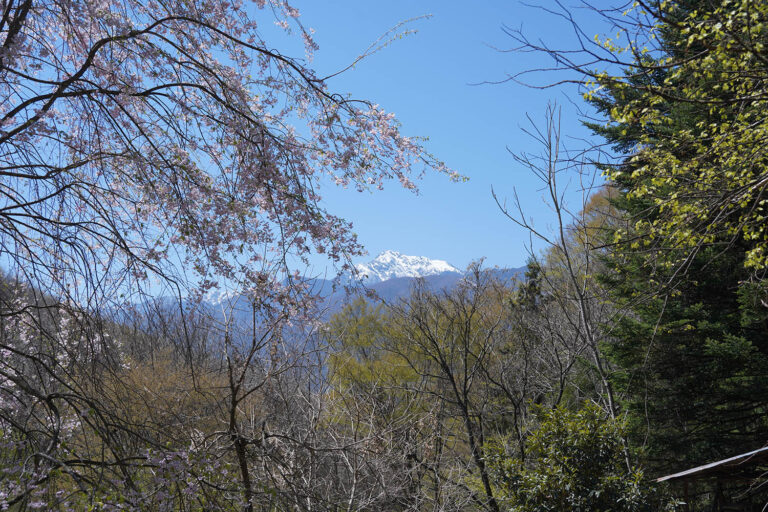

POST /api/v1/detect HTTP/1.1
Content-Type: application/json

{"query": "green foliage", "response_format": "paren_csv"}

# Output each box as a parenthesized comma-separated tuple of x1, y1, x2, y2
(581, 0, 768, 475)
(591, 0, 768, 271)
(325, 296, 422, 394)
(602, 245, 768, 471)
(486, 404, 659, 512)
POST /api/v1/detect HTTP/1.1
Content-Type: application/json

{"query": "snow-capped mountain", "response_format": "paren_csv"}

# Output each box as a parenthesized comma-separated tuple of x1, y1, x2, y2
(354, 250, 461, 284)
(192, 251, 523, 326)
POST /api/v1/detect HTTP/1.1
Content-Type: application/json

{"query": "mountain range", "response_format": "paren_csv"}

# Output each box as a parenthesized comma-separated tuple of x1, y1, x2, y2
(203, 251, 524, 322)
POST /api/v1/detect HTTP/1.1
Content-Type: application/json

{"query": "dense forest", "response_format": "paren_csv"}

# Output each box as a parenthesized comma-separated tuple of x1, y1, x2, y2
(0, 0, 767, 510)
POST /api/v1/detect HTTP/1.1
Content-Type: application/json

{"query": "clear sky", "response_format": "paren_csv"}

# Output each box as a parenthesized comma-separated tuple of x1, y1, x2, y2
(283, 1, 612, 272)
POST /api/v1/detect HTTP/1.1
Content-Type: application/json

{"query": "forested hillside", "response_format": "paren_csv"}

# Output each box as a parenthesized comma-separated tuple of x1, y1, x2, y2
(0, 0, 767, 510)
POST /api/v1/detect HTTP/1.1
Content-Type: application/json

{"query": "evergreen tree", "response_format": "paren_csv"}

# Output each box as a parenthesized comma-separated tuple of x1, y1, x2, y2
(584, 0, 768, 475)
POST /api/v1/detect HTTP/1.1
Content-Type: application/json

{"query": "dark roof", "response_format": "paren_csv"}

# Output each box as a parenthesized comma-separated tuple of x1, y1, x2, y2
(656, 446, 768, 483)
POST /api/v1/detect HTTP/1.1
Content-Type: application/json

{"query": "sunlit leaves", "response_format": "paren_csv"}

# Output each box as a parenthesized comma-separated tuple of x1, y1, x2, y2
(592, 1, 768, 272)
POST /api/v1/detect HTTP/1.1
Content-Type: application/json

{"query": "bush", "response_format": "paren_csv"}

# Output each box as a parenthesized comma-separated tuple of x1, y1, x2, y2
(486, 404, 661, 512)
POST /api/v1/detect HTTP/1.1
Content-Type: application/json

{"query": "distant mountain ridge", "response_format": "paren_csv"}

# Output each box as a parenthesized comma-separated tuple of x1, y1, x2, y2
(200, 252, 525, 322)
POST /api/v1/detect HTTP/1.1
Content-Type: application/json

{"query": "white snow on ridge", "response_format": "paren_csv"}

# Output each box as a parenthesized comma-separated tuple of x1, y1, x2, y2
(203, 287, 240, 306)
(354, 250, 461, 284)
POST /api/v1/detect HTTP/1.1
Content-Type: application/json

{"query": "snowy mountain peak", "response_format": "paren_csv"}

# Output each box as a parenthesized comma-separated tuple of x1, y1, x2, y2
(203, 287, 239, 306)
(354, 251, 461, 284)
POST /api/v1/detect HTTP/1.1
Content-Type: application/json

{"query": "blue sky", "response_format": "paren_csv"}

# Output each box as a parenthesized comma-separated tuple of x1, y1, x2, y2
(286, 1, 612, 272)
